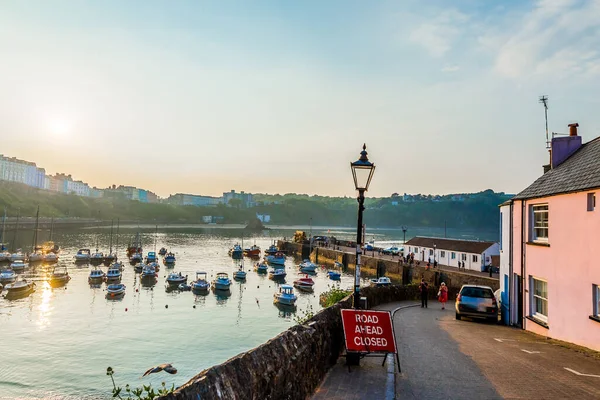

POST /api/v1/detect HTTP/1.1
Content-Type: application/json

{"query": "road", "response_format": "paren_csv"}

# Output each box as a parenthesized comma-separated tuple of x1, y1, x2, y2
(379, 303, 600, 399)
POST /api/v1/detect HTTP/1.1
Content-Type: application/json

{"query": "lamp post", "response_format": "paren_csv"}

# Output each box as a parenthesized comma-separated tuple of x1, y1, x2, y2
(350, 144, 375, 310)
(433, 243, 436, 267)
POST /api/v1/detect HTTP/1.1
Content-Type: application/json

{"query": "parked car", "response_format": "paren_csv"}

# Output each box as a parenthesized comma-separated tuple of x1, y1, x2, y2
(382, 246, 400, 255)
(455, 285, 498, 323)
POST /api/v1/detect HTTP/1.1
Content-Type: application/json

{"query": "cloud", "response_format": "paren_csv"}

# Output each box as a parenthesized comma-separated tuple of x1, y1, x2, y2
(486, 0, 600, 80)
(409, 9, 469, 57)
(441, 65, 460, 73)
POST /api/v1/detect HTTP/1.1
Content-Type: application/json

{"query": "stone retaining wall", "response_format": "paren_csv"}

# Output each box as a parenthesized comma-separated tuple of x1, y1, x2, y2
(158, 285, 430, 400)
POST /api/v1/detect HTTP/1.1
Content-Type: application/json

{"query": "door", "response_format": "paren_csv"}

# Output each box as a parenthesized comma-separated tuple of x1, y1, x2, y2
(515, 273, 523, 328)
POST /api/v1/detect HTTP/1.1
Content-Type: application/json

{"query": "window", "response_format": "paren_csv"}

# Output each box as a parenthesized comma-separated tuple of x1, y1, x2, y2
(588, 193, 596, 212)
(429, 249, 433, 256)
(499, 212, 503, 250)
(594, 284, 600, 318)
(440, 251, 446, 258)
(530, 277, 548, 322)
(461, 253, 467, 261)
(472, 255, 478, 262)
(531, 204, 549, 242)
(451, 252, 456, 260)
(414, 247, 419, 253)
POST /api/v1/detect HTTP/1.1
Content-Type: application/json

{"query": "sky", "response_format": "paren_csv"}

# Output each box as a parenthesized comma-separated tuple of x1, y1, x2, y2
(1, 0, 600, 198)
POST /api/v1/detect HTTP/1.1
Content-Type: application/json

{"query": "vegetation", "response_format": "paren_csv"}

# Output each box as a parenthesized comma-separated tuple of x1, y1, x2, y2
(107, 367, 174, 399)
(293, 304, 315, 324)
(319, 286, 352, 308)
(0, 181, 510, 231)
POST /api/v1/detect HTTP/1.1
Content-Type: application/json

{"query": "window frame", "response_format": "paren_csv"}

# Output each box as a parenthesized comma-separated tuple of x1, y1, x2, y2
(531, 204, 549, 243)
(451, 252, 456, 260)
(440, 251, 446, 258)
(461, 253, 467, 261)
(530, 276, 548, 323)
(429, 249, 433, 256)
(587, 193, 596, 212)
(594, 284, 600, 318)
(472, 254, 478, 262)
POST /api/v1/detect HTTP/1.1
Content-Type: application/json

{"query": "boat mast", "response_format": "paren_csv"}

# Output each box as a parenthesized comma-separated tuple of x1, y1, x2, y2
(49, 217, 54, 241)
(0, 207, 6, 250)
(154, 224, 157, 252)
(115, 218, 120, 259)
(31, 206, 40, 253)
(13, 209, 20, 252)
(109, 219, 114, 255)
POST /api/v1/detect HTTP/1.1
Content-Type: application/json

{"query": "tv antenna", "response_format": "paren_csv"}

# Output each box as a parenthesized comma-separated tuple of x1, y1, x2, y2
(539, 95, 549, 148)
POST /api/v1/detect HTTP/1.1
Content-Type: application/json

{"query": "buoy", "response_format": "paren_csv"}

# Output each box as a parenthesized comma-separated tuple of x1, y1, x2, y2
(125, 308, 128, 311)
(165, 305, 168, 308)
(193, 305, 196, 309)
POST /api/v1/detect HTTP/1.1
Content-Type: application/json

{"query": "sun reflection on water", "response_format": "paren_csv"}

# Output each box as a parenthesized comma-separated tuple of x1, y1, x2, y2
(37, 281, 53, 330)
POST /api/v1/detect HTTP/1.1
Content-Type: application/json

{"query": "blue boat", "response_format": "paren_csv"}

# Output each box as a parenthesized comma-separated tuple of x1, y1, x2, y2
(266, 252, 286, 266)
(327, 270, 341, 280)
(191, 271, 210, 293)
(274, 284, 297, 306)
(255, 262, 268, 274)
(164, 252, 176, 265)
(233, 264, 247, 281)
(228, 244, 243, 259)
(264, 244, 279, 255)
(146, 251, 157, 264)
(213, 272, 231, 291)
(269, 268, 286, 280)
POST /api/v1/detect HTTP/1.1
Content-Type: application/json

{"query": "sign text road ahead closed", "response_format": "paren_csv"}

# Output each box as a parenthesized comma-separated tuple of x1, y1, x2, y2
(341, 309, 397, 354)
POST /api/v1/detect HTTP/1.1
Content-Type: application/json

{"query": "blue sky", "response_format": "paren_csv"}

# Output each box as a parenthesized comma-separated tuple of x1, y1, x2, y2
(1, 0, 599, 198)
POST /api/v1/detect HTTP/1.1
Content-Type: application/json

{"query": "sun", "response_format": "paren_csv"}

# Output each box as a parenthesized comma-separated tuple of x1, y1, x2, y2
(47, 117, 72, 137)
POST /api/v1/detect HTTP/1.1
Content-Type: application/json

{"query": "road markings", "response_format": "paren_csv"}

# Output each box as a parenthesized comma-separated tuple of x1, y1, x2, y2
(494, 338, 516, 343)
(564, 368, 600, 378)
(521, 349, 541, 354)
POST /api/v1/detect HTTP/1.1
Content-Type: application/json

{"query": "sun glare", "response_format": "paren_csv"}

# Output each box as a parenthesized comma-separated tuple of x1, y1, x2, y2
(47, 117, 72, 137)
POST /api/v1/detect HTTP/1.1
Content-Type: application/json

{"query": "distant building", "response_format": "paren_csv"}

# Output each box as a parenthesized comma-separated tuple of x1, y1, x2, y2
(256, 213, 271, 223)
(89, 187, 104, 198)
(391, 201, 399, 206)
(166, 193, 222, 207)
(223, 190, 253, 207)
(404, 236, 499, 271)
(499, 123, 600, 351)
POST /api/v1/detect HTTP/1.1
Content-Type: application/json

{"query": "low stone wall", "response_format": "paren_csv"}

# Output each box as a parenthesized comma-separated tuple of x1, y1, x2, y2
(159, 285, 429, 400)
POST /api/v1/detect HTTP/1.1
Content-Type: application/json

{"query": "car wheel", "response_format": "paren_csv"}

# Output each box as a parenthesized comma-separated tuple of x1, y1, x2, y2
(486, 317, 497, 324)
(455, 313, 461, 320)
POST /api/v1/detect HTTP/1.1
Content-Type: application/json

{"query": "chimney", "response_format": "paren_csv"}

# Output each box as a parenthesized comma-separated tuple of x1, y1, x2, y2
(551, 122, 582, 169)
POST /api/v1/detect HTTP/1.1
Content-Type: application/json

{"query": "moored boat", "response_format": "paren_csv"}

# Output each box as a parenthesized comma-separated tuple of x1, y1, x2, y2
(298, 259, 318, 273)
(134, 262, 145, 273)
(42, 252, 59, 263)
(4, 279, 35, 299)
(264, 244, 279, 255)
(0, 268, 17, 284)
(233, 265, 247, 281)
(243, 245, 261, 258)
(191, 271, 210, 293)
(265, 252, 286, 266)
(370, 276, 392, 287)
(88, 267, 106, 283)
(254, 262, 268, 274)
(10, 251, 25, 262)
(166, 271, 187, 286)
(327, 270, 341, 280)
(164, 252, 176, 265)
(10, 260, 28, 272)
(212, 272, 231, 291)
(75, 249, 91, 262)
(159, 247, 167, 256)
(49, 266, 71, 287)
(269, 268, 286, 280)
(228, 244, 243, 259)
(106, 283, 126, 297)
(293, 276, 315, 292)
(90, 251, 104, 265)
(28, 249, 44, 263)
(141, 264, 157, 279)
(0, 249, 10, 262)
(145, 251, 157, 264)
(129, 252, 143, 264)
(273, 284, 297, 305)
(106, 265, 122, 282)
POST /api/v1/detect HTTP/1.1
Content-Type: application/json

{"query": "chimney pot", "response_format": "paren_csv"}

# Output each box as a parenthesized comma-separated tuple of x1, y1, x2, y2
(568, 122, 579, 136)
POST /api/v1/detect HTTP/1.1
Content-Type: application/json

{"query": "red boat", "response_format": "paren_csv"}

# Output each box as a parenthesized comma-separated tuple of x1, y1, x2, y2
(243, 245, 261, 258)
(293, 276, 315, 292)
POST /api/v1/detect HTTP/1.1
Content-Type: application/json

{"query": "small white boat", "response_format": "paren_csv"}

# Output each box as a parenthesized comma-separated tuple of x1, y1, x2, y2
(10, 260, 29, 272)
(75, 249, 91, 262)
(298, 259, 318, 273)
(370, 276, 392, 287)
(89, 267, 106, 283)
(106, 266, 122, 281)
(212, 272, 231, 291)
(106, 283, 126, 297)
(266, 252, 286, 266)
(42, 252, 59, 263)
(28, 250, 44, 263)
(274, 284, 297, 305)
(191, 271, 210, 292)
(0, 268, 17, 284)
(269, 268, 286, 280)
(10, 252, 25, 262)
(293, 276, 315, 292)
(90, 251, 104, 264)
(49, 267, 71, 287)
(4, 280, 35, 298)
(166, 272, 187, 286)
(0, 250, 11, 262)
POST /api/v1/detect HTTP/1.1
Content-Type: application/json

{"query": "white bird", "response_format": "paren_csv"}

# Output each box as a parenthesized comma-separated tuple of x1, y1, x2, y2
(142, 363, 177, 377)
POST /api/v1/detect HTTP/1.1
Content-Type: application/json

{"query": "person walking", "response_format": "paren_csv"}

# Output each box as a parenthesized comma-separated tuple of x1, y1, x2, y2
(438, 282, 448, 310)
(419, 279, 429, 308)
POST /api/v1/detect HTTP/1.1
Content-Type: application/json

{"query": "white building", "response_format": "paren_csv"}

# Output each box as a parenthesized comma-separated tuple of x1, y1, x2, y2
(256, 213, 271, 223)
(404, 236, 500, 272)
(65, 179, 91, 197)
(167, 193, 222, 206)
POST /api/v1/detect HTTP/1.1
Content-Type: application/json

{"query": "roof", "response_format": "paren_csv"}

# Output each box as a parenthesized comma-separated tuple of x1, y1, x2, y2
(404, 236, 496, 254)
(513, 136, 600, 200)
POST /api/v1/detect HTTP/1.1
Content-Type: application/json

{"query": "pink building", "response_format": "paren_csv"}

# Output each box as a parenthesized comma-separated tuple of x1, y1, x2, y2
(499, 123, 600, 351)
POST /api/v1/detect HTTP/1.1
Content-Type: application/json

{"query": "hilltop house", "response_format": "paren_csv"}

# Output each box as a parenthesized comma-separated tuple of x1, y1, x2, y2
(499, 123, 600, 351)
(404, 236, 499, 272)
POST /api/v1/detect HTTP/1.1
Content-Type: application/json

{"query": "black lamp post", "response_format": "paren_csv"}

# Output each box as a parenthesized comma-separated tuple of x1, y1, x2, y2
(433, 243, 437, 267)
(401, 226, 407, 250)
(350, 144, 375, 310)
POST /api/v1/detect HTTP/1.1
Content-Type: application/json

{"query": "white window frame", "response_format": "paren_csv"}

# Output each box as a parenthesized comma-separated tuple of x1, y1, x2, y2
(472, 254, 478, 262)
(461, 253, 467, 261)
(530, 276, 548, 323)
(594, 284, 600, 318)
(531, 204, 549, 243)
(451, 252, 456, 260)
(440, 251, 446, 258)
(414, 247, 418, 253)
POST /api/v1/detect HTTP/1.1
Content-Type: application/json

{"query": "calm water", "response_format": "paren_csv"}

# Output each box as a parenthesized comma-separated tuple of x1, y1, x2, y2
(0, 225, 496, 399)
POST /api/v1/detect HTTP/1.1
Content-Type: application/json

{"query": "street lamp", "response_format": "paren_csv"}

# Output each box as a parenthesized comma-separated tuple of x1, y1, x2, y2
(401, 226, 407, 249)
(433, 243, 437, 267)
(350, 144, 375, 310)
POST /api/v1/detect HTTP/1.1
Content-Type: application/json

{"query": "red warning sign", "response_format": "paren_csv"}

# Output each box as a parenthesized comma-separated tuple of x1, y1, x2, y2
(341, 309, 397, 353)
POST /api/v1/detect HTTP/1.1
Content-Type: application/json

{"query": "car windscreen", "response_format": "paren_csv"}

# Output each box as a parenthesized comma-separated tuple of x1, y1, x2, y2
(460, 287, 494, 298)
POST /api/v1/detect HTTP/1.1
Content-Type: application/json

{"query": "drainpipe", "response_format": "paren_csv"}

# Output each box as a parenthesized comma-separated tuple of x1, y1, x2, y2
(508, 200, 514, 325)
(521, 199, 526, 330)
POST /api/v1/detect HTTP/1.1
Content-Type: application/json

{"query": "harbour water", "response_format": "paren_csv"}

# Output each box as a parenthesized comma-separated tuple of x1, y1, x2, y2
(0, 225, 497, 399)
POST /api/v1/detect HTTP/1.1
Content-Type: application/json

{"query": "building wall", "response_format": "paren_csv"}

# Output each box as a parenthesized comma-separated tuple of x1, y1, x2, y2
(511, 192, 600, 351)
(405, 243, 499, 271)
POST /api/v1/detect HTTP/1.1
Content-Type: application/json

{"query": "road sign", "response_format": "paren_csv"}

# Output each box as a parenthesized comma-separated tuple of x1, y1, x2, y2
(341, 309, 397, 354)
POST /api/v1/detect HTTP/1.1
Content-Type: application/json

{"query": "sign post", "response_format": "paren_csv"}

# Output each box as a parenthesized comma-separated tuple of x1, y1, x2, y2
(341, 309, 400, 371)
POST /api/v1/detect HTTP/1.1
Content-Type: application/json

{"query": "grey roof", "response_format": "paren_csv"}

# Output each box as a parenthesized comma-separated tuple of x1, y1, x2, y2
(513, 137, 600, 200)
(404, 236, 496, 254)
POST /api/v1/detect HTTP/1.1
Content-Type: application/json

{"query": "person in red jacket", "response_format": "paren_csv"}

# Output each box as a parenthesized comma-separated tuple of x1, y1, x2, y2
(438, 282, 449, 310)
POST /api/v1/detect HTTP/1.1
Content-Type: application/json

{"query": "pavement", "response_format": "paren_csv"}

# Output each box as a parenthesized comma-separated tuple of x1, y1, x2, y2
(312, 301, 600, 399)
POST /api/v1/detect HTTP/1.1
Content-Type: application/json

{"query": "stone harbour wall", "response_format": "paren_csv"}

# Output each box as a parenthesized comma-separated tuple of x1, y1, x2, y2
(158, 285, 426, 400)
